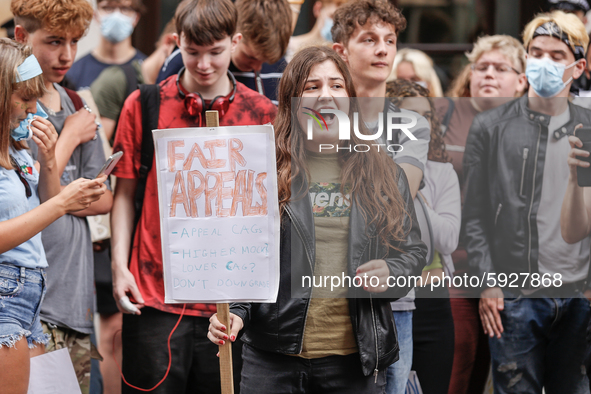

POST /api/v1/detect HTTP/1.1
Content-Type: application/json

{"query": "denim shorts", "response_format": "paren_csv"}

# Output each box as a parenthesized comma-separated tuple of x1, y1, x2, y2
(0, 263, 49, 348)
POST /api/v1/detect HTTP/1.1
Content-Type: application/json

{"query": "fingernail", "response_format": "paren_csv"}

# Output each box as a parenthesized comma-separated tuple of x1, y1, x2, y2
(223, 335, 228, 340)
(219, 340, 225, 345)
(221, 326, 226, 331)
(230, 335, 235, 341)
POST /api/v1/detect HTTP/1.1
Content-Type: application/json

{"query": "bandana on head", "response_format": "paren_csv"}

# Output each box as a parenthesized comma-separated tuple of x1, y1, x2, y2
(532, 21, 586, 60)
(548, 0, 590, 13)
(15, 54, 43, 83)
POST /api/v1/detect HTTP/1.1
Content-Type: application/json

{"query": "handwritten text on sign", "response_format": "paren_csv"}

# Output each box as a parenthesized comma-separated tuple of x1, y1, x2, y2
(154, 126, 279, 303)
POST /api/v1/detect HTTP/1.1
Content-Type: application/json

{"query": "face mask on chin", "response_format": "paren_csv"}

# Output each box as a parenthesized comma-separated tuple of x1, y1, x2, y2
(11, 102, 48, 142)
(100, 11, 135, 43)
(526, 56, 578, 98)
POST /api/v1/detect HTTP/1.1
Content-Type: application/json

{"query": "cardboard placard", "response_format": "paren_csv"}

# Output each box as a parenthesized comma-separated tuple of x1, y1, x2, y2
(153, 125, 280, 304)
(28, 348, 81, 394)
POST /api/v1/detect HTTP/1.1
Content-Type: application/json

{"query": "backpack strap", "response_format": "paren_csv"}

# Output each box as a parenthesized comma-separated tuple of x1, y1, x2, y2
(120, 63, 139, 100)
(133, 84, 160, 229)
(63, 87, 85, 111)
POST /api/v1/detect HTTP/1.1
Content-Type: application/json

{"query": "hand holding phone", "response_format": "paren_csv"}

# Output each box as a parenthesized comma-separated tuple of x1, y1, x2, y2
(96, 151, 123, 178)
(574, 128, 591, 187)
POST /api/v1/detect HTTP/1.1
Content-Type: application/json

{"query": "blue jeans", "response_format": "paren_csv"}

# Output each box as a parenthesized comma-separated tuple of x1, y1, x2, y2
(240, 344, 386, 394)
(0, 263, 48, 348)
(489, 295, 590, 394)
(386, 311, 413, 394)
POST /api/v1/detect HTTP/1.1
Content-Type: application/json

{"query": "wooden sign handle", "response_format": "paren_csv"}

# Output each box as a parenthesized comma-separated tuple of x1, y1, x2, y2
(205, 110, 234, 394)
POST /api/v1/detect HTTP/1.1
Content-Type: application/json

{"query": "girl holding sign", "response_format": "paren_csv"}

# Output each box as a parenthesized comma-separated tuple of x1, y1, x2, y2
(0, 39, 107, 394)
(208, 46, 427, 393)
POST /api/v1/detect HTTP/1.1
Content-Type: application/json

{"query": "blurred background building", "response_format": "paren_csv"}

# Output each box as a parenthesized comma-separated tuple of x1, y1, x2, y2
(1, 0, 588, 91)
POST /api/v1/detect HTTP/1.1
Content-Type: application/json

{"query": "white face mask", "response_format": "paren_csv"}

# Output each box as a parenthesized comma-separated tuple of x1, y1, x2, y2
(100, 11, 135, 43)
(526, 56, 578, 98)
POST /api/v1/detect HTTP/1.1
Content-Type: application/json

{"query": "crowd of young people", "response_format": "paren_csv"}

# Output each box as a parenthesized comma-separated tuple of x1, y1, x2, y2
(2, 0, 591, 393)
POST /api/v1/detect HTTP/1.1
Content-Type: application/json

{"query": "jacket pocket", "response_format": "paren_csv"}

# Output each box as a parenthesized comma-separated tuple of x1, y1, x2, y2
(519, 148, 529, 196)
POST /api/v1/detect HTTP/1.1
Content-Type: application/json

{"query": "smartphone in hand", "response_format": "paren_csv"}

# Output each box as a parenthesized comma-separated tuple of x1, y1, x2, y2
(576, 128, 591, 187)
(96, 151, 123, 178)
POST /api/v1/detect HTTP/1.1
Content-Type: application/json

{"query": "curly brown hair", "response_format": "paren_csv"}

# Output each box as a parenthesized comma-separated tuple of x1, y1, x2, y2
(276, 46, 410, 250)
(331, 0, 406, 47)
(386, 79, 449, 164)
(11, 0, 93, 37)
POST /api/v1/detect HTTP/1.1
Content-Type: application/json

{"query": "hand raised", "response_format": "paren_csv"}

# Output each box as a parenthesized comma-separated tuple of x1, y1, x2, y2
(63, 108, 98, 145)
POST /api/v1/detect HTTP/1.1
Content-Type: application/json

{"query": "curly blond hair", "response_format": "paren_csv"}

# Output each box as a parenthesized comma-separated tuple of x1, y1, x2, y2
(11, 0, 93, 37)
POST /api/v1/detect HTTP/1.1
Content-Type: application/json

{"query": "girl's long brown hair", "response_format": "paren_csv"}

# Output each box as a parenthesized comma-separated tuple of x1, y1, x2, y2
(275, 46, 409, 249)
(0, 38, 46, 169)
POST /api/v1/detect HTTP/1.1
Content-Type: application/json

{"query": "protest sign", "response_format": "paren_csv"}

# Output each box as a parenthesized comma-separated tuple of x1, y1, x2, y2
(153, 125, 280, 304)
(28, 348, 81, 394)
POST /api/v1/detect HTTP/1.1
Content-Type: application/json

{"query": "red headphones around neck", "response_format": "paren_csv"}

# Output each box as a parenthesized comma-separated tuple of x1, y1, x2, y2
(176, 67, 237, 124)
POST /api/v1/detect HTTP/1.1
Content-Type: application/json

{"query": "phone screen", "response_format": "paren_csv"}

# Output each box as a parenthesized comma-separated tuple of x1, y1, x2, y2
(96, 151, 123, 178)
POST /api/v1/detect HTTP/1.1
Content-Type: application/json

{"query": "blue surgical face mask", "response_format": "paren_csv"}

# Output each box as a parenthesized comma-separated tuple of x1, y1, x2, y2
(526, 56, 578, 98)
(321, 18, 334, 42)
(11, 102, 48, 142)
(101, 11, 135, 43)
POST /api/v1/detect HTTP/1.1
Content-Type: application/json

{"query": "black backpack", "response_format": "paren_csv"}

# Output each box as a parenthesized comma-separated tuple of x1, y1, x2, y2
(128, 84, 160, 252)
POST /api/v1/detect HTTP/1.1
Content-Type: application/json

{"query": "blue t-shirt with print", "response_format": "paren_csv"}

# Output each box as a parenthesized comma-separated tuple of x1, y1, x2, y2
(0, 147, 47, 269)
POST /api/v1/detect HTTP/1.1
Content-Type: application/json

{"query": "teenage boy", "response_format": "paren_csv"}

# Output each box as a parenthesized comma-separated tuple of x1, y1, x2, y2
(463, 11, 591, 394)
(110, 0, 277, 392)
(11, 0, 114, 392)
(67, 0, 146, 90)
(157, 0, 292, 105)
(331, 2, 430, 393)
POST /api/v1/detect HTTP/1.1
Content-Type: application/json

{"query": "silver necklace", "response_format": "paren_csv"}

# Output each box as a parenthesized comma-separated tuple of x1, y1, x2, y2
(41, 88, 57, 116)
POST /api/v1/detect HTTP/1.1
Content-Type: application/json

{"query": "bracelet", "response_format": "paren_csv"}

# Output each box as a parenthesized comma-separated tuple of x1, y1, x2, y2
(288, 0, 305, 5)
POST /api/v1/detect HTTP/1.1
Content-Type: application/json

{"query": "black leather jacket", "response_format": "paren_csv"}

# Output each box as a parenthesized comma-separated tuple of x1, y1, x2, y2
(463, 96, 591, 291)
(231, 166, 427, 377)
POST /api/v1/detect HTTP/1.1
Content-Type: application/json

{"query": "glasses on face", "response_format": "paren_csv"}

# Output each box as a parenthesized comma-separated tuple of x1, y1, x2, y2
(10, 156, 31, 198)
(98, 4, 137, 17)
(471, 62, 521, 75)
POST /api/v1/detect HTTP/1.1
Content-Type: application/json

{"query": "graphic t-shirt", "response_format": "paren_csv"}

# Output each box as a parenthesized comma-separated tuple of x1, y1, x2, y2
(297, 151, 358, 359)
(0, 147, 47, 269)
(112, 75, 277, 316)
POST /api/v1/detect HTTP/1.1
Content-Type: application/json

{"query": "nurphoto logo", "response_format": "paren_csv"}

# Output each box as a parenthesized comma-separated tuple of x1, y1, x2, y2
(304, 107, 417, 153)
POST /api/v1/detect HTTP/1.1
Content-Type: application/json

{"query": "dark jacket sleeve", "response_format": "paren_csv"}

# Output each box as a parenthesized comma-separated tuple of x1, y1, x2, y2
(381, 168, 428, 299)
(462, 115, 495, 287)
(229, 302, 251, 330)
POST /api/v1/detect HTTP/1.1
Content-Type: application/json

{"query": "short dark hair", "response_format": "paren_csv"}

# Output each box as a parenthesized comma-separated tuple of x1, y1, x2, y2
(96, 0, 147, 14)
(174, 0, 236, 46)
(331, 0, 406, 47)
(235, 0, 292, 63)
